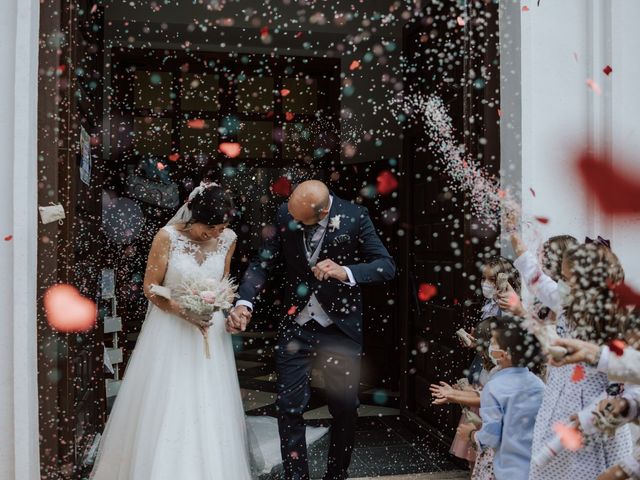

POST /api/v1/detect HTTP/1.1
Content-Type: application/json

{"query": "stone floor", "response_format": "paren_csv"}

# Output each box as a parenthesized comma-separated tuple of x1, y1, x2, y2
(238, 331, 468, 480)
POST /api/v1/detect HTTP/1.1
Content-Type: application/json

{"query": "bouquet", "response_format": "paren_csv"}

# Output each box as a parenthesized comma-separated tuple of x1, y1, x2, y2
(151, 276, 238, 358)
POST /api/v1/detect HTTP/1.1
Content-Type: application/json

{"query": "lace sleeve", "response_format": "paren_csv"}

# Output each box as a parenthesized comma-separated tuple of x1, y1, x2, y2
(219, 228, 237, 256)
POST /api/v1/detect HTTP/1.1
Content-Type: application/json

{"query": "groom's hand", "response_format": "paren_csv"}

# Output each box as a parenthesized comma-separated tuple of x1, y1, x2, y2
(226, 305, 252, 333)
(312, 259, 348, 282)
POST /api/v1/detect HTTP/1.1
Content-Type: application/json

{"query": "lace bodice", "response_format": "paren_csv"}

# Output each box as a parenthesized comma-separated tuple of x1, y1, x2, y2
(162, 225, 237, 289)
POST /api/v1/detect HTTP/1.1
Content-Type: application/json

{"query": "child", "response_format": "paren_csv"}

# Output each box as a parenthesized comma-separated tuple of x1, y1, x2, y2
(450, 258, 522, 470)
(522, 243, 633, 479)
(458, 316, 544, 480)
(432, 318, 498, 476)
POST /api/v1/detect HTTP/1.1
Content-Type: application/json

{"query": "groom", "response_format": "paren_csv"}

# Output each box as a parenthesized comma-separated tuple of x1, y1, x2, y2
(227, 180, 395, 480)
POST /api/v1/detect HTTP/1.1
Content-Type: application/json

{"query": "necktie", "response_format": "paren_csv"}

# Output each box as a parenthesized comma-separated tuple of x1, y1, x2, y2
(303, 223, 321, 254)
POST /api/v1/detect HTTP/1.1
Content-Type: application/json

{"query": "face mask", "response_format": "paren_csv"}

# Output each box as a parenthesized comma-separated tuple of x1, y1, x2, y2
(487, 343, 500, 366)
(481, 281, 496, 300)
(557, 280, 571, 304)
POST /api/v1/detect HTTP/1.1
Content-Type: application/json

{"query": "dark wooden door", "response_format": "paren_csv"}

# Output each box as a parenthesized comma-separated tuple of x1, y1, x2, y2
(37, 1, 107, 478)
(399, 1, 501, 436)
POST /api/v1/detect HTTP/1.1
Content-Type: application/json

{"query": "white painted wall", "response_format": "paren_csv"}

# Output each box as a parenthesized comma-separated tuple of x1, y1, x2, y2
(501, 0, 640, 288)
(0, 0, 41, 478)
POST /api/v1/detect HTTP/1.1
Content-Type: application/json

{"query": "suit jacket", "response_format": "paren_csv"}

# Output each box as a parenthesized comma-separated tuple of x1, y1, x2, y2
(238, 195, 396, 344)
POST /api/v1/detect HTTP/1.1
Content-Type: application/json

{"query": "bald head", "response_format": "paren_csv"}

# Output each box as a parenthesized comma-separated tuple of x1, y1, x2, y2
(288, 180, 330, 225)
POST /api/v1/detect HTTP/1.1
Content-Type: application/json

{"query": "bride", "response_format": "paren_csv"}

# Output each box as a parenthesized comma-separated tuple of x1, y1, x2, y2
(91, 182, 327, 479)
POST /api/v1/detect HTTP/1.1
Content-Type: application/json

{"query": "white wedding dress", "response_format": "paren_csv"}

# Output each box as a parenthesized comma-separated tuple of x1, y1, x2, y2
(91, 225, 328, 479)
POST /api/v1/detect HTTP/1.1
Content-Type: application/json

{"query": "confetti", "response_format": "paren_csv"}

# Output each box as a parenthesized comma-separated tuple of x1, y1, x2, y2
(187, 119, 207, 129)
(280, 89, 291, 97)
(156, 163, 165, 171)
(535, 216, 549, 224)
(530, 188, 536, 197)
(553, 422, 584, 451)
(456, 16, 465, 26)
(577, 150, 640, 215)
(271, 176, 293, 197)
(168, 153, 180, 162)
(349, 60, 361, 71)
(285, 112, 295, 121)
(586, 78, 602, 95)
(609, 339, 626, 356)
(4, 235, 12, 241)
(218, 142, 241, 158)
(287, 306, 298, 316)
(418, 283, 438, 302)
(610, 281, 640, 309)
(603, 65, 613, 76)
(44, 284, 97, 333)
(571, 365, 586, 383)
(522, 6, 530, 12)
(394, 94, 510, 229)
(376, 170, 398, 196)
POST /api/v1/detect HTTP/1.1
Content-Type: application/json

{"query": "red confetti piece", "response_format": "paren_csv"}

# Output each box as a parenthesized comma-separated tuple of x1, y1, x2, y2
(610, 281, 640, 309)
(586, 78, 602, 95)
(4, 235, 13, 241)
(603, 65, 613, 76)
(376, 170, 399, 196)
(168, 153, 180, 162)
(553, 422, 584, 451)
(522, 5, 530, 11)
(530, 270, 542, 286)
(294, 32, 303, 39)
(577, 150, 640, 215)
(285, 112, 295, 121)
(349, 60, 361, 71)
(56, 65, 66, 74)
(271, 176, 293, 197)
(456, 16, 465, 26)
(260, 26, 269, 38)
(187, 119, 206, 129)
(218, 142, 242, 158)
(418, 283, 438, 302)
(287, 306, 298, 316)
(530, 187, 536, 197)
(280, 89, 291, 97)
(44, 284, 97, 333)
(535, 216, 549, 224)
(571, 365, 586, 383)
(609, 339, 626, 356)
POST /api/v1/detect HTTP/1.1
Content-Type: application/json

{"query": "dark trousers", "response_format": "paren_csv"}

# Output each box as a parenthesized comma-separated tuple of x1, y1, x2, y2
(275, 320, 361, 480)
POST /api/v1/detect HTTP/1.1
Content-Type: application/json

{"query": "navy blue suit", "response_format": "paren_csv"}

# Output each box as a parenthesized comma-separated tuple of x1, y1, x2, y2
(238, 195, 395, 480)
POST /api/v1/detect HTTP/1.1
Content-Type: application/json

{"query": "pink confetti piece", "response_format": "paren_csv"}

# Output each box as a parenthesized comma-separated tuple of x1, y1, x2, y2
(522, 5, 530, 12)
(349, 60, 361, 71)
(187, 119, 207, 129)
(456, 16, 465, 26)
(285, 112, 295, 121)
(280, 89, 291, 97)
(553, 422, 584, 451)
(44, 284, 97, 333)
(218, 142, 242, 158)
(586, 78, 602, 95)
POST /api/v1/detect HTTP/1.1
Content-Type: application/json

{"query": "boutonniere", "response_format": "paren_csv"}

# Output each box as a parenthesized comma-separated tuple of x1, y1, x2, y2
(328, 214, 342, 233)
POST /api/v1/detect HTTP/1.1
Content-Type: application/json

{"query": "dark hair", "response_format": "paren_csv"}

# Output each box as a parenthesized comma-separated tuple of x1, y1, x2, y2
(541, 235, 579, 281)
(491, 316, 541, 369)
(564, 243, 626, 342)
(189, 185, 236, 226)
(484, 256, 522, 294)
